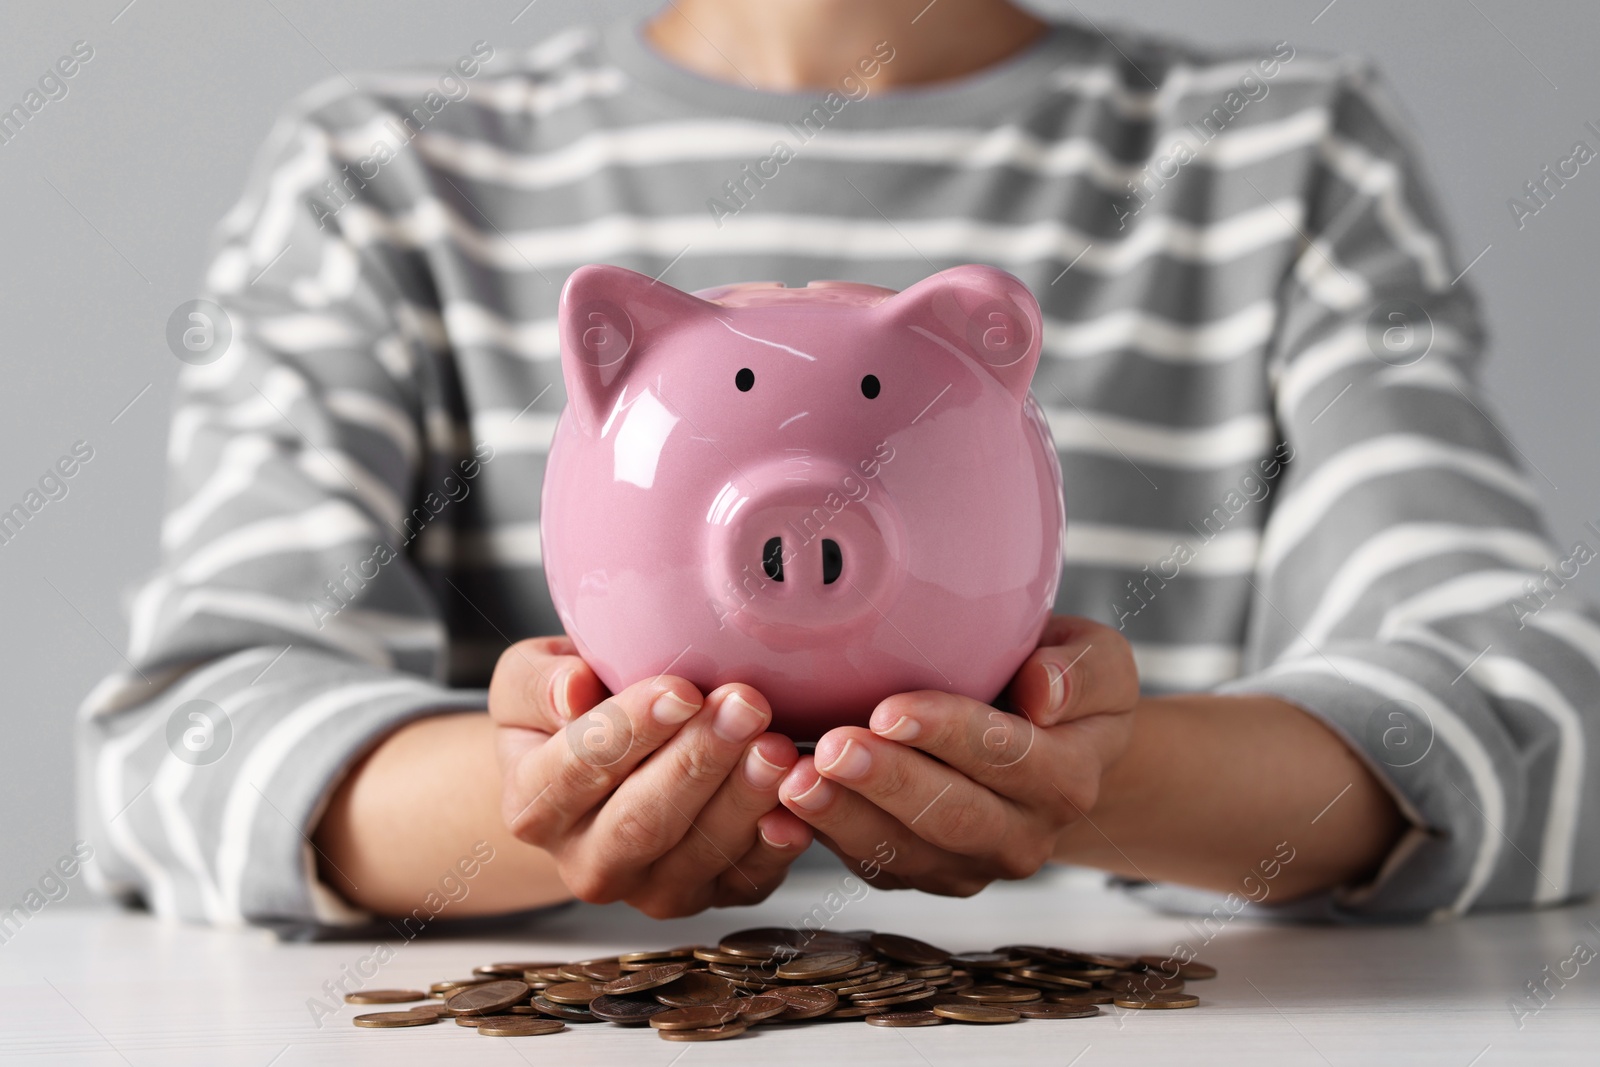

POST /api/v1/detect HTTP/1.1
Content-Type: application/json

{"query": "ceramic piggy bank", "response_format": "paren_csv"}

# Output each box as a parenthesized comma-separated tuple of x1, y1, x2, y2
(541, 263, 1065, 740)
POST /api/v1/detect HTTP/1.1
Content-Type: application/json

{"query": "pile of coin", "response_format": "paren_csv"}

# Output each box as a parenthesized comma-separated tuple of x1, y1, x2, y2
(349, 927, 1214, 1040)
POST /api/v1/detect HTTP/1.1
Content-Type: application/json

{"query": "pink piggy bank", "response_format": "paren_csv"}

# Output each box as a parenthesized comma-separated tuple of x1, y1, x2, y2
(541, 263, 1065, 741)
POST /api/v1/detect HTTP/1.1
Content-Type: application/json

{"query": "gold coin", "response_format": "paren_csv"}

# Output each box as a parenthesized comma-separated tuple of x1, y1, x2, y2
(931, 1003, 1022, 1024)
(866, 1010, 945, 1027)
(1018, 1003, 1101, 1020)
(542, 980, 606, 1005)
(445, 980, 531, 1015)
(657, 1022, 748, 1041)
(478, 1019, 566, 1036)
(775, 952, 864, 981)
(649, 1004, 743, 1031)
(343, 989, 426, 1005)
(1113, 992, 1200, 1010)
(352, 1011, 438, 1028)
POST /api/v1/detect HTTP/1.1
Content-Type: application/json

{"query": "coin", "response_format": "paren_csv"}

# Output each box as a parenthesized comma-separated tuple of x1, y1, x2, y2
(530, 995, 599, 1022)
(818, 1004, 880, 1019)
(866, 1010, 945, 1027)
(1014, 968, 1093, 989)
(431, 977, 495, 994)
(478, 1019, 567, 1036)
(456, 1013, 526, 1027)
(445, 980, 531, 1015)
(1018, 1003, 1101, 1020)
(776, 952, 863, 981)
(655, 970, 737, 1007)
(1114, 991, 1200, 1010)
(870, 933, 951, 967)
(1071, 951, 1140, 970)
(589, 995, 672, 1025)
(769, 986, 838, 1020)
(620, 946, 699, 964)
(603, 962, 690, 996)
(1047, 990, 1115, 1006)
(956, 984, 1040, 1004)
(657, 1022, 748, 1041)
(352, 1011, 438, 1028)
(1104, 974, 1185, 995)
(723, 995, 788, 1023)
(543, 980, 606, 1005)
(852, 986, 937, 1008)
(949, 951, 1019, 969)
(475, 962, 561, 977)
(560, 959, 624, 982)
(931, 1003, 1022, 1024)
(344, 989, 426, 1005)
(1138, 956, 1217, 980)
(649, 1003, 744, 1031)
(719, 927, 809, 959)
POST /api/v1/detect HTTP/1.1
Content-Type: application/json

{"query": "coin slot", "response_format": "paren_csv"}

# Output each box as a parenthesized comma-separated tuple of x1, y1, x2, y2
(762, 536, 785, 581)
(822, 539, 842, 584)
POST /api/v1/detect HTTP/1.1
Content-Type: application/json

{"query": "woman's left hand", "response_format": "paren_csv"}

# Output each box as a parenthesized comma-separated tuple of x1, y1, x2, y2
(777, 616, 1139, 894)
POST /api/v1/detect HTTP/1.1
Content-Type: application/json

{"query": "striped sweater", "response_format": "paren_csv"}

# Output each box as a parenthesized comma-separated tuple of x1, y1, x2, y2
(78, 19, 1600, 932)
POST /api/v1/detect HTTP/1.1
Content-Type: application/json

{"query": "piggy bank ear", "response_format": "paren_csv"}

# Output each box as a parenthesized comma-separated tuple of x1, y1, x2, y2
(879, 264, 1043, 402)
(558, 264, 714, 432)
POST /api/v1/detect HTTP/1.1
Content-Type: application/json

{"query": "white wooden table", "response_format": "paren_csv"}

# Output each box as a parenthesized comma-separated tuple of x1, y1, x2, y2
(3, 867, 1597, 1065)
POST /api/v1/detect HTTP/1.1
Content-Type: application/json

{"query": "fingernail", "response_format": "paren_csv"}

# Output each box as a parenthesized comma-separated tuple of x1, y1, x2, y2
(788, 776, 836, 812)
(758, 825, 790, 849)
(713, 692, 767, 743)
(548, 668, 574, 721)
(743, 746, 788, 789)
(818, 738, 871, 781)
(1046, 662, 1067, 713)
(652, 690, 701, 725)
(872, 714, 920, 742)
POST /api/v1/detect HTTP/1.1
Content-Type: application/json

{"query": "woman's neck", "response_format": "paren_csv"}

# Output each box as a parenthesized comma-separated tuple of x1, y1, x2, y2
(642, 0, 1050, 93)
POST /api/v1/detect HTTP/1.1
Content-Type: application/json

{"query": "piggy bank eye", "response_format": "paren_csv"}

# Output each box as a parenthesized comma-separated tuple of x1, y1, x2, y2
(735, 367, 754, 392)
(861, 374, 880, 399)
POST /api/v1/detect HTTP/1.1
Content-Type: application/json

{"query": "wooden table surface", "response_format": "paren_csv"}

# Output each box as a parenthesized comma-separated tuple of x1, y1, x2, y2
(3, 866, 1597, 1065)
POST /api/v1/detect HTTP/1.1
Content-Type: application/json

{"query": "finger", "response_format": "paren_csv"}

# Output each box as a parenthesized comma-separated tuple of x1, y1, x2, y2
(502, 673, 704, 843)
(648, 728, 800, 894)
(487, 636, 608, 732)
(578, 684, 773, 876)
(867, 690, 1057, 800)
(778, 757, 980, 894)
(809, 726, 1044, 871)
(712, 809, 813, 907)
(1002, 616, 1138, 726)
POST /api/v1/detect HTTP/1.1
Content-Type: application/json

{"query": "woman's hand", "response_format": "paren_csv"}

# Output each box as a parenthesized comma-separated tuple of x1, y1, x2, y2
(487, 637, 813, 918)
(777, 617, 1137, 895)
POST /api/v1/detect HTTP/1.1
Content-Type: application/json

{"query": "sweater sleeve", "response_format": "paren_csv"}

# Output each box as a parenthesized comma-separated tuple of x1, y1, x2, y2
(1217, 64, 1600, 917)
(76, 88, 490, 934)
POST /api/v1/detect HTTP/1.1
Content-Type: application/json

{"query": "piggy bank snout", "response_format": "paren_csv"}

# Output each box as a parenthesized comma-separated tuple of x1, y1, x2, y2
(709, 461, 904, 639)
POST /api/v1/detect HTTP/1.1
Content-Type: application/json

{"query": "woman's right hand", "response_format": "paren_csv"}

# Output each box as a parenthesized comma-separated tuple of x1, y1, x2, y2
(487, 636, 813, 918)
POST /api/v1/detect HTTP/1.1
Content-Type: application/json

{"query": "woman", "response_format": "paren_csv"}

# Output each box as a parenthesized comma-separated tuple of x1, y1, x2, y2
(80, 0, 1598, 933)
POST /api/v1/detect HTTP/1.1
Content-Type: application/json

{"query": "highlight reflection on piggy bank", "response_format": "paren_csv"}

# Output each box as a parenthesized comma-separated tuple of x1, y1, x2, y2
(541, 263, 1065, 740)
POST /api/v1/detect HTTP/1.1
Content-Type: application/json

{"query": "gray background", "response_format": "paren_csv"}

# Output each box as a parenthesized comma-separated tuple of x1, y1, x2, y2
(2, 0, 1596, 905)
